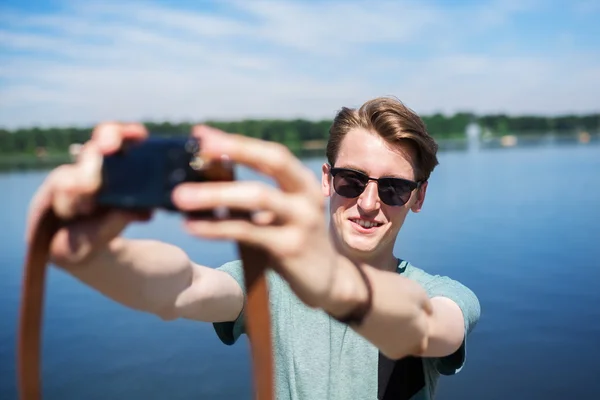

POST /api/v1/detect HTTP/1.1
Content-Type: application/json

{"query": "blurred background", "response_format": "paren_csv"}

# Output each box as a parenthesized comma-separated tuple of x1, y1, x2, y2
(1, 1, 599, 399)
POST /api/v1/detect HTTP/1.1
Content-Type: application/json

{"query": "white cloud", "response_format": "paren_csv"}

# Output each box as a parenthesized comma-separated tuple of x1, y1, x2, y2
(231, 1, 443, 55)
(0, 0, 598, 129)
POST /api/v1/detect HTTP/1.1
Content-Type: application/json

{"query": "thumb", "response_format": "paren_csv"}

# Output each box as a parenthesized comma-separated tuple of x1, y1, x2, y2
(49, 210, 147, 268)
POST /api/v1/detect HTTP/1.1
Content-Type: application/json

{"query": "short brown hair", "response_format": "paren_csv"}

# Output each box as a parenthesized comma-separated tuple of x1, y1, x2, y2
(326, 96, 439, 181)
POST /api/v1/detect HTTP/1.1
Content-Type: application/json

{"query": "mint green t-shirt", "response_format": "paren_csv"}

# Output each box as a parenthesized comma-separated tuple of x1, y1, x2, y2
(213, 259, 480, 400)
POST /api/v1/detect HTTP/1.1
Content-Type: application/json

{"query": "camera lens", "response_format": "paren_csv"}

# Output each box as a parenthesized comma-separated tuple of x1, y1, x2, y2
(185, 139, 199, 154)
(169, 168, 186, 184)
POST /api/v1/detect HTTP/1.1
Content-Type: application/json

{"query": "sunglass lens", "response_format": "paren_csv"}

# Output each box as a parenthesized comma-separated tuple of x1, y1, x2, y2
(333, 171, 366, 198)
(378, 179, 413, 206)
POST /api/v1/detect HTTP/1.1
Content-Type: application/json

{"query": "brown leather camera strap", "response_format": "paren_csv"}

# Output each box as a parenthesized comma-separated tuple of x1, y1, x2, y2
(17, 209, 60, 400)
(17, 208, 274, 400)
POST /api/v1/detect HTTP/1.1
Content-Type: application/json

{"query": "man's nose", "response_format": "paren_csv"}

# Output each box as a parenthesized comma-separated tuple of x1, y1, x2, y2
(357, 181, 380, 211)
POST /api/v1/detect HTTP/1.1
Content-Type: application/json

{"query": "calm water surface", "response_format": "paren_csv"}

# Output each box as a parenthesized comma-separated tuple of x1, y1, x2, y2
(1, 144, 599, 399)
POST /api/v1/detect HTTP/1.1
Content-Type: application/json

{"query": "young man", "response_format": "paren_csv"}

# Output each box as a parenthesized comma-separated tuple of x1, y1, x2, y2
(27, 96, 480, 399)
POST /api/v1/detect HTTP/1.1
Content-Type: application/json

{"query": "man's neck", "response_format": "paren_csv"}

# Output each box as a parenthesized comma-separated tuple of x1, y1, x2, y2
(330, 229, 398, 272)
(352, 251, 398, 272)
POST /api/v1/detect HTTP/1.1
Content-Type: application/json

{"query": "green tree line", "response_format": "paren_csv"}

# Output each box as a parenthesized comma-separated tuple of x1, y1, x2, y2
(1, 113, 598, 156)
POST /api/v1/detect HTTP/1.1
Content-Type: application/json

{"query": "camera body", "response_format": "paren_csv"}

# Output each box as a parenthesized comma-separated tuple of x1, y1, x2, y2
(96, 137, 234, 214)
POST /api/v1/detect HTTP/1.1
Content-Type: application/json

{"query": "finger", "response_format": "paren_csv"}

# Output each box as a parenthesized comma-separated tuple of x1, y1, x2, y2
(250, 210, 277, 226)
(184, 218, 284, 248)
(172, 181, 295, 222)
(91, 122, 148, 155)
(75, 140, 104, 194)
(184, 219, 310, 263)
(192, 125, 319, 196)
(52, 166, 80, 219)
(49, 145, 103, 220)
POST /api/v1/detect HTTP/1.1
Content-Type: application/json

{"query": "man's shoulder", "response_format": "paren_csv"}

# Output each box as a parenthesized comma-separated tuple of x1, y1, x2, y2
(215, 259, 286, 296)
(401, 260, 447, 287)
(401, 260, 431, 280)
(402, 260, 481, 335)
(402, 260, 472, 293)
(216, 259, 244, 274)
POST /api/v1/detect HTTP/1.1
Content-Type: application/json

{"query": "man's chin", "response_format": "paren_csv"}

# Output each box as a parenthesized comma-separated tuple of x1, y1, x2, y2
(333, 226, 383, 256)
(342, 239, 379, 256)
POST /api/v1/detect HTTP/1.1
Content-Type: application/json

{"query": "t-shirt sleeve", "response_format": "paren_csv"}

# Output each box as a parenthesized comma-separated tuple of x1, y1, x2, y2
(423, 275, 481, 375)
(212, 260, 247, 346)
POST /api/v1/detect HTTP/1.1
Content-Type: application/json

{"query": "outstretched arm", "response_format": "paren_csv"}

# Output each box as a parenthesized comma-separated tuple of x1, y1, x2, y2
(323, 258, 467, 359)
(59, 237, 244, 323)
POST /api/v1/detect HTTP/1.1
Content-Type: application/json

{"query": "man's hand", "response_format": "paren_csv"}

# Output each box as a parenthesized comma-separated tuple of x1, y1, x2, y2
(26, 123, 150, 269)
(172, 125, 340, 309)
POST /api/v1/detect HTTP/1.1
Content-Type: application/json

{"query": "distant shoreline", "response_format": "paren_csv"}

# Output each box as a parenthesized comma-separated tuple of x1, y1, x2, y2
(1, 133, 597, 173)
(0, 153, 72, 172)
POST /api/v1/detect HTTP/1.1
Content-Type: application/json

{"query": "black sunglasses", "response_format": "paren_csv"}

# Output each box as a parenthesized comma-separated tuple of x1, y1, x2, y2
(329, 166, 422, 206)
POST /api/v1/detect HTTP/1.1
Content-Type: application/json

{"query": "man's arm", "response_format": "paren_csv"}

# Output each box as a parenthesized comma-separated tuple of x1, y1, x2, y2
(322, 258, 473, 360)
(58, 237, 244, 322)
(421, 297, 466, 357)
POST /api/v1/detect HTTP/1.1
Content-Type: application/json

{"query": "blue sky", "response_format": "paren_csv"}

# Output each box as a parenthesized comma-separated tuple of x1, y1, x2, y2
(0, 0, 598, 129)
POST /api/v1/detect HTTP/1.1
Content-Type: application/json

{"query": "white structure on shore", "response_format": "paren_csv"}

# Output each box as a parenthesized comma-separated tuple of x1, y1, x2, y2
(465, 121, 481, 152)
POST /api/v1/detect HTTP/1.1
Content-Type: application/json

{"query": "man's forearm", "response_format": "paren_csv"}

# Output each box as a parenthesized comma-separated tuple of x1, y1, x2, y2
(323, 257, 433, 360)
(58, 238, 194, 318)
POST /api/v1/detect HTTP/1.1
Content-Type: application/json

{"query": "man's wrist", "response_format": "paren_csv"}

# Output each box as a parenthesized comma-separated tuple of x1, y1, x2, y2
(322, 257, 372, 325)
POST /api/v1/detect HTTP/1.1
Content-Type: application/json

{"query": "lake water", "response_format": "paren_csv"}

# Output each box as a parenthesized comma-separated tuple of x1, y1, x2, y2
(1, 143, 599, 399)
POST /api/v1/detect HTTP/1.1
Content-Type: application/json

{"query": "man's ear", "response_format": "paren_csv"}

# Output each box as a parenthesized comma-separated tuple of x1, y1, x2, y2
(411, 181, 428, 213)
(322, 163, 332, 197)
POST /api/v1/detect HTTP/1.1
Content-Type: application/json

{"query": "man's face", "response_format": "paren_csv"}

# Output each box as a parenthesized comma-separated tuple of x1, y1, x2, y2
(321, 128, 428, 261)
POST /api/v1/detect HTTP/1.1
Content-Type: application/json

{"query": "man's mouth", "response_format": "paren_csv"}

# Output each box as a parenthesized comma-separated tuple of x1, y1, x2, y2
(350, 218, 383, 229)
